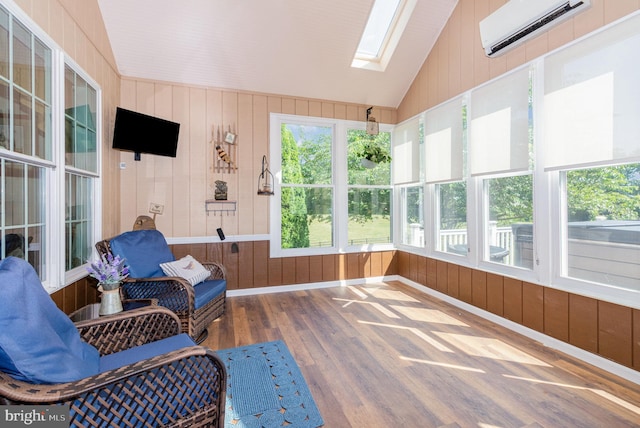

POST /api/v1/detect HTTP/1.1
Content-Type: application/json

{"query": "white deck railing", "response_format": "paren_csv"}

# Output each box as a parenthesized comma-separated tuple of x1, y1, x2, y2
(439, 225, 514, 264)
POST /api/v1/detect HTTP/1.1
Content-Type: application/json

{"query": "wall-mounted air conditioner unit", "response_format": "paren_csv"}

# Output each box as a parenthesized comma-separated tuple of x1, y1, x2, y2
(479, 0, 591, 57)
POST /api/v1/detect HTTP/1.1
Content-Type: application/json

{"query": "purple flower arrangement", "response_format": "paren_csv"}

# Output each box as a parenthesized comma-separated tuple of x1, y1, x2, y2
(86, 254, 130, 290)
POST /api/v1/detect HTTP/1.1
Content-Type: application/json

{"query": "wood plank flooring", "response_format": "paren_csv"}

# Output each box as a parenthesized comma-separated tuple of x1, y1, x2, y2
(204, 281, 640, 427)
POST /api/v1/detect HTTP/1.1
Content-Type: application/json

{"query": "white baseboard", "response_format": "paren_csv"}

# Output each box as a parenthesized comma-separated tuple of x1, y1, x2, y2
(397, 277, 640, 386)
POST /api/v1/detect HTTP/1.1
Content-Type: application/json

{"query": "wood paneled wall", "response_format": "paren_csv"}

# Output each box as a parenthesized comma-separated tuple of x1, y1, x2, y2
(169, 242, 397, 291)
(117, 78, 397, 238)
(396, 0, 640, 122)
(396, 251, 640, 372)
(51, 242, 398, 312)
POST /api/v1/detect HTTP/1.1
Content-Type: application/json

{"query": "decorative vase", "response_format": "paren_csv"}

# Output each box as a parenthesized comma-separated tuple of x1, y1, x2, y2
(98, 283, 123, 315)
(361, 158, 377, 169)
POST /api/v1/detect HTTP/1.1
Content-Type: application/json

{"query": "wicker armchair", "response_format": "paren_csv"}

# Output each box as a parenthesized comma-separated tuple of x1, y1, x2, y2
(96, 229, 226, 343)
(0, 305, 226, 427)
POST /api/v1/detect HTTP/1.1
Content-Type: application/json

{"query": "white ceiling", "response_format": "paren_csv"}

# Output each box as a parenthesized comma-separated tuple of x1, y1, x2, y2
(97, 0, 458, 108)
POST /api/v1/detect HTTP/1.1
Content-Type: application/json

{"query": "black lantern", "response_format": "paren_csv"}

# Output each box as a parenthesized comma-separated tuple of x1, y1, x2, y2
(366, 106, 379, 135)
(257, 155, 274, 196)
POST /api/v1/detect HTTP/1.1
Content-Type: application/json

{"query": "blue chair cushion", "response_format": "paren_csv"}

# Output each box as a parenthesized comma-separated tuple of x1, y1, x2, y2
(194, 279, 226, 309)
(110, 229, 175, 278)
(0, 257, 100, 384)
(99, 333, 196, 372)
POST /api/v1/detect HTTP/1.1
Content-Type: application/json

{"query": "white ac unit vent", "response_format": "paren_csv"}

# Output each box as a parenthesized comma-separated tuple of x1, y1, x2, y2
(479, 0, 591, 57)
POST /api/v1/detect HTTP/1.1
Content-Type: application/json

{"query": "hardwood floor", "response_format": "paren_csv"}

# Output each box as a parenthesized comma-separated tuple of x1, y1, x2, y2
(204, 281, 640, 427)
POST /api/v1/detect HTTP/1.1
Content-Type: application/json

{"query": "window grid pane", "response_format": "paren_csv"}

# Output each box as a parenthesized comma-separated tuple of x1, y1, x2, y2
(438, 181, 467, 254)
(64, 66, 98, 173)
(1, 159, 46, 278)
(65, 172, 92, 270)
(401, 186, 423, 247)
(485, 174, 533, 268)
(565, 164, 640, 290)
(348, 129, 392, 245)
(281, 122, 334, 250)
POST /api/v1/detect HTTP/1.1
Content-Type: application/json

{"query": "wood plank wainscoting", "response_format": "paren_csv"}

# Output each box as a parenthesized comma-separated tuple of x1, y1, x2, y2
(51, 241, 639, 374)
(396, 251, 640, 373)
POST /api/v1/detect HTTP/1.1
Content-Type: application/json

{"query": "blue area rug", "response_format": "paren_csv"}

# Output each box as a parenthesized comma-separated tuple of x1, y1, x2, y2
(216, 340, 324, 428)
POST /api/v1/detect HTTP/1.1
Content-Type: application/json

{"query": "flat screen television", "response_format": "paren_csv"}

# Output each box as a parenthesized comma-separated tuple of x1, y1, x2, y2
(112, 107, 180, 161)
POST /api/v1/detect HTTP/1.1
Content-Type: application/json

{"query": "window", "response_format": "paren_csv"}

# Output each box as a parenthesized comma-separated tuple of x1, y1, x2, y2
(470, 67, 533, 267)
(64, 65, 98, 271)
(279, 121, 334, 251)
(485, 174, 533, 267)
(0, 3, 101, 288)
(544, 14, 640, 292)
(393, 116, 421, 248)
(563, 164, 639, 289)
(0, 6, 51, 279)
(422, 97, 466, 255)
(437, 181, 467, 254)
(348, 129, 392, 245)
(271, 114, 393, 256)
(352, 0, 417, 71)
(399, 185, 423, 247)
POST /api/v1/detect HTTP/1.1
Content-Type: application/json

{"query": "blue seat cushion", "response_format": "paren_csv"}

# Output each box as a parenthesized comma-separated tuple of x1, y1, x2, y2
(109, 229, 175, 278)
(99, 333, 196, 372)
(194, 279, 226, 309)
(0, 257, 100, 384)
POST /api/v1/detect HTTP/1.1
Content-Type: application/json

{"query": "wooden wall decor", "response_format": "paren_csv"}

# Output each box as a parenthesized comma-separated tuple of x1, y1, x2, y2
(212, 125, 237, 173)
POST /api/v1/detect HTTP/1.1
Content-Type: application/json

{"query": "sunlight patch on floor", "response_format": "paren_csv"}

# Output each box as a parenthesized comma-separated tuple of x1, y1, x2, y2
(504, 375, 640, 416)
(333, 298, 401, 318)
(391, 306, 469, 326)
(433, 333, 551, 366)
(359, 320, 454, 352)
(359, 286, 420, 302)
(347, 286, 368, 299)
(400, 356, 485, 373)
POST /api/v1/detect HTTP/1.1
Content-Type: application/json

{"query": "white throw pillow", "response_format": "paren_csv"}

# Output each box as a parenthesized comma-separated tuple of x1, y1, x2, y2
(160, 255, 210, 286)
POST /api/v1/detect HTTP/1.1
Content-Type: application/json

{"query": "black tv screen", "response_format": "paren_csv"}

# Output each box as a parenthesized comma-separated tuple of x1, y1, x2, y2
(112, 107, 180, 160)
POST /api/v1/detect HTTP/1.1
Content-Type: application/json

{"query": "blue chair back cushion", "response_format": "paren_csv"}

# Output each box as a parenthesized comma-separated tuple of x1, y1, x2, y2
(110, 229, 175, 278)
(193, 279, 226, 309)
(0, 257, 100, 384)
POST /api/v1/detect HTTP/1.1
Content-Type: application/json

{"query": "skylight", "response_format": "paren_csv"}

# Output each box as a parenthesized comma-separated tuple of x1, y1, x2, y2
(352, 0, 417, 72)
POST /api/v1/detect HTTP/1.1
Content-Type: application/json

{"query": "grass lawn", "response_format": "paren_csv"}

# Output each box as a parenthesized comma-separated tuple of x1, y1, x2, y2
(308, 215, 391, 247)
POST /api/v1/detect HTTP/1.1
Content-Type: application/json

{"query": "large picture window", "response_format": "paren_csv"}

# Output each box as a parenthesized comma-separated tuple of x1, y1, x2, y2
(271, 114, 393, 256)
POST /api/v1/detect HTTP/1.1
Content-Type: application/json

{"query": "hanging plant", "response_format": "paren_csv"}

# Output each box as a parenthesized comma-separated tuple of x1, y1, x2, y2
(355, 138, 392, 168)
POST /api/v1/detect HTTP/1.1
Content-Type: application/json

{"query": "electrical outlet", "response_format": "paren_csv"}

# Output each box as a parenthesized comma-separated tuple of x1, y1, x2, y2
(149, 203, 164, 215)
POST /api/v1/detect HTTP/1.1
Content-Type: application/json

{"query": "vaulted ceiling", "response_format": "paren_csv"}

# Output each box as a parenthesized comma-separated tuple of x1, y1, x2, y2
(97, 0, 458, 108)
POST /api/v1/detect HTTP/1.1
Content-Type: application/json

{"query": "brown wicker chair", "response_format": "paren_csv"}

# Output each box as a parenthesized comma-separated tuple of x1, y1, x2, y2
(0, 305, 226, 427)
(96, 230, 226, 344)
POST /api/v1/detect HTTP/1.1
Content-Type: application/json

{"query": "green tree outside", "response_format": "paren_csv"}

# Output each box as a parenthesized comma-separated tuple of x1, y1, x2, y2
(280, 125, 310, 249)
